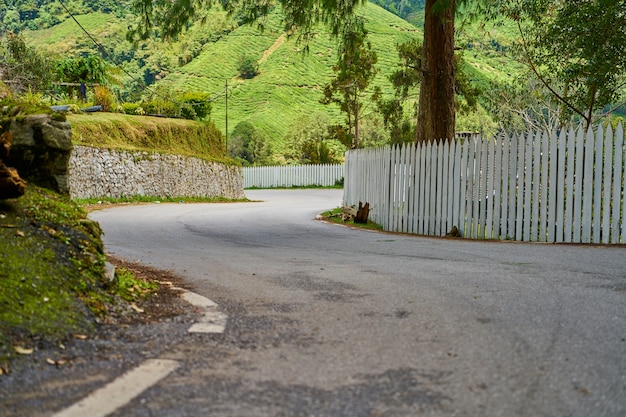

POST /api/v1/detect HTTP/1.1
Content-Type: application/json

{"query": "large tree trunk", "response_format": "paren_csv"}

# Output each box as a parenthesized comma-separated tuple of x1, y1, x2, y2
(416, 0, 456, 143)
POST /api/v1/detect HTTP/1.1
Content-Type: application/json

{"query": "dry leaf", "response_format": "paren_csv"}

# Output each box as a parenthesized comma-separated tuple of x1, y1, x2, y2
(130, 303, 144, 313)
(42, 225, 57, 236)
(72, 334, 88, 340)
(14, 346, 33, 355)
(46, 358, 68, 367)
(15, 230, 24, 237)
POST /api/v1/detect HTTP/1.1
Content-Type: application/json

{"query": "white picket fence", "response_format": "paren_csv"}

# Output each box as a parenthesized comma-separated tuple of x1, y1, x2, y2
(344, 123, 626, 243)
(243, 164, 344, 188)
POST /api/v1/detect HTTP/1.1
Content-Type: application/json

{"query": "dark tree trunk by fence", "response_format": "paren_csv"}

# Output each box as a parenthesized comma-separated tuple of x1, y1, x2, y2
(416, 0, 456, 143)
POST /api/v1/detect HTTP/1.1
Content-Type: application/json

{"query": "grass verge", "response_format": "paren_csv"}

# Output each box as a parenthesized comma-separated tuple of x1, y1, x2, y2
(77, 194, 249, 212)
(319, 207, 384, 231)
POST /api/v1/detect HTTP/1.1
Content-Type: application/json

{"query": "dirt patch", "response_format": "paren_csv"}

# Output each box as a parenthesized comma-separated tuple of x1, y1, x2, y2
(104, 256, 192, 325)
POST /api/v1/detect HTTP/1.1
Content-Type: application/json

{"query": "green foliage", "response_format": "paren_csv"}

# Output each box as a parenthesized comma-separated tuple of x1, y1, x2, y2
(114, 268, 158, 302)
(228, 121, 272, 165)
(283, 113, 346, 164)
(55, 55, 110, 85)
(0, 32, 55, 94)
(180, 91, 211, 119)
(93, 85, 116, 111)
(320, 21, 378, 149)
(497, 0, 626, 128)
(237, 55, 259, 79)
(141, 99, 178, 117)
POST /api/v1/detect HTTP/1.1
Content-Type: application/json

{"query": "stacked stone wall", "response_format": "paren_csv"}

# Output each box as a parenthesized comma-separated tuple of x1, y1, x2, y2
(69, 146, 244, 200)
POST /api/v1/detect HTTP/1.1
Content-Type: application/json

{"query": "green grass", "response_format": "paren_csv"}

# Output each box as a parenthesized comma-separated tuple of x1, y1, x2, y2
(68, 112, 231, 163)
(320, 207, 384, 231)
(77, 194, 249, 206)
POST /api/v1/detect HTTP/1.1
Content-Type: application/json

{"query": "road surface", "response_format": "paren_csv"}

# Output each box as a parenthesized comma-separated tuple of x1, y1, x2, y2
(85, 188, 626, 416)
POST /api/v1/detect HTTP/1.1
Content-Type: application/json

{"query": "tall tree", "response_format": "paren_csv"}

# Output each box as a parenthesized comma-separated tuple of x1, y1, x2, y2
(0, 32, 54, 94)
(416, 0, 456, 142)
(497, 0, 626, 130)
(320, 21, 378, 149)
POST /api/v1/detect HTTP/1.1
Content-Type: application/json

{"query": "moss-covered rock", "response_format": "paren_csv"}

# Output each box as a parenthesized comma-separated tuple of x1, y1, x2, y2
(4, 115, 73, 194)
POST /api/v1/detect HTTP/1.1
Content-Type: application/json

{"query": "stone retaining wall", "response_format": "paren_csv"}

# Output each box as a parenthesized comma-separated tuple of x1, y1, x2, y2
(69, 146, 245, 200)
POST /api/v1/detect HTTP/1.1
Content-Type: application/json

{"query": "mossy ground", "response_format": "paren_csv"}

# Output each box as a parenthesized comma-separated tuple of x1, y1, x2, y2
(0, 185, 158, 365)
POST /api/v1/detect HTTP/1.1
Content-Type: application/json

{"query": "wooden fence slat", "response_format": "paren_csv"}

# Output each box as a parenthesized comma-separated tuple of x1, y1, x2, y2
(418, 142, 427, 235)
(573, 126, 585, 241)
(521, 132, 531, 240)
(402, 144, 410, 233)
(615, 123, 625, 243)
(500, 136, 509, 239)
(485, 139, 495, 238)
(538, 132, 550, 242)
(564, 126, 576, 242)
(451, 140, 461, 231)
(459, 140, 469, 237)
(479, 138, 489, 238)
(602, 124, 614, 244)
(446, 141, 456, 234)
(508, 133, 519, 240)
(471, 138, 481, 239)
(438, 142, 448, 234)
(548, 129, 560, 242)
(412, 143, 421, 234)
(515, 133, 526, 241)
(592, 126, 604, 243)
(581, 127, 595, 242)
(429, 142, 438, 235)
(530, 130, 540, 241)
(493, 137, 503, 239)
(436, 142, 445, 235)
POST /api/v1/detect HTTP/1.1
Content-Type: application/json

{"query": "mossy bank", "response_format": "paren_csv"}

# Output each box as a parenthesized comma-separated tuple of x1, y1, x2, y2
(0, 185, 152, 365)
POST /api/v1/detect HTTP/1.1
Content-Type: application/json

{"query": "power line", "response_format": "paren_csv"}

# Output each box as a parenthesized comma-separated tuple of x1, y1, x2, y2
(56, 0, 221, 110)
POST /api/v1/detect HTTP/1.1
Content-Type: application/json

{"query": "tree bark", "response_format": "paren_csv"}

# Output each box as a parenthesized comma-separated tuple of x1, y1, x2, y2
(416, 0, 456, 143)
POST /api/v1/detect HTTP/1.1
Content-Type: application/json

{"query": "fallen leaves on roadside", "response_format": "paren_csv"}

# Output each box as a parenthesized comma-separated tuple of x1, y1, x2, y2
(46, 358, 68, 367)
(42, 225, 57, 236)
(13, 346, 33, 355)
(14, 230, 24, 237)
(0, 362, 9, 376)
(72, 334, 88, 340)
(130, 303, 144, 313)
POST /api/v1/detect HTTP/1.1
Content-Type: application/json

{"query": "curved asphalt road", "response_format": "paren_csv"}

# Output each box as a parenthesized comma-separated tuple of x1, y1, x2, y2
(90, 189, 626, 417)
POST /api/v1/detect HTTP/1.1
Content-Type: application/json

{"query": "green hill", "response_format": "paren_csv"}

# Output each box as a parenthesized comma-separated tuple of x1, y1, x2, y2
(21, 2, 520, 159)
(159, 3, 426, 154)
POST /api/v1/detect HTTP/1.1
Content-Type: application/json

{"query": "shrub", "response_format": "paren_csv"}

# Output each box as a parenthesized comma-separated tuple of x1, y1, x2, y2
(180, 91, 211, 120)
(237, 55, 259, 79)
(142, 100, 177, 117)
(93, 86, 115, 112)
(120, 102, 141, 114)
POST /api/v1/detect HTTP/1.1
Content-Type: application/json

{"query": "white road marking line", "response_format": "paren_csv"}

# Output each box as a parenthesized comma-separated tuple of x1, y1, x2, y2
(181, 291, 227, 334)
(50, 359, 179, 417)
(181, 291, 217, 308)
